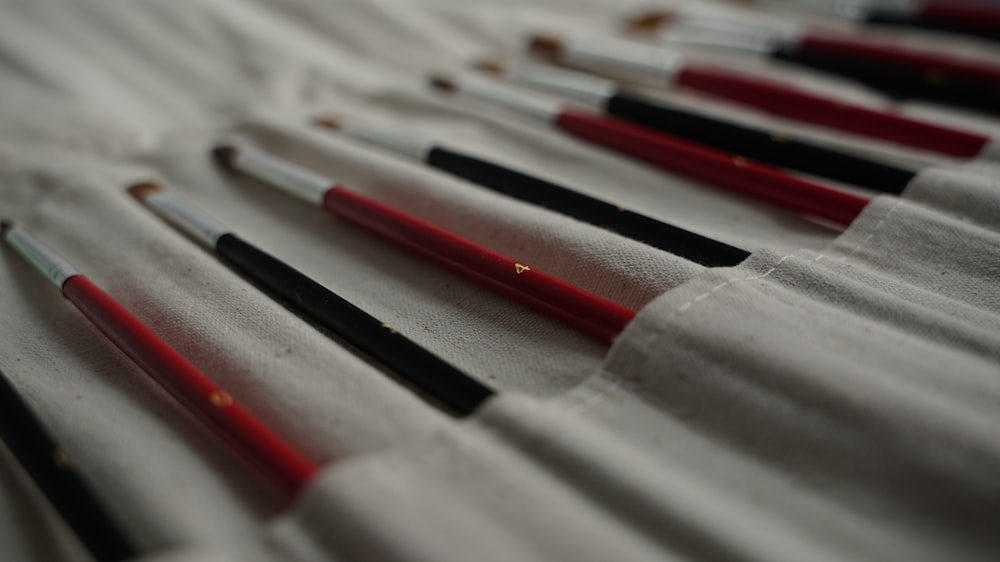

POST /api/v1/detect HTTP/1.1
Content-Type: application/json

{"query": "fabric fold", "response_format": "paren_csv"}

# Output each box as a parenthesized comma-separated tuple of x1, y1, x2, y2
(904, 166, 1000, 231)
(226, 191, 1000, 562)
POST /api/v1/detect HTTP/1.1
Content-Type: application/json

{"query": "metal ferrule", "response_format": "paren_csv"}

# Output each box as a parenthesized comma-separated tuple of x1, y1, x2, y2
(768, 0, 918, 20)
(233, 146, 332, 206)
(499, 61, 616, 109)
(142, 191, 231, 250)
(656, 15, 803, 54)
(454, 74, 564, 123)
(868, 0, 921, 17)
(339, 120, 434, 161)
(3, 225, 79, 289)
(558, 34, 685, 85)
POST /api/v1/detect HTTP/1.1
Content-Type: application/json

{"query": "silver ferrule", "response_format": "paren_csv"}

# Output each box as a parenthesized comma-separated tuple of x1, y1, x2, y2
(232, 146, 332, 206)
(141, 191, 230, 249)
(768, 0, 918, 20)
(339, 120, 434, 161)
(453, 74, 563, 123)
(655, 15, 802, 54)
(868, 0, 921, 17)
(556, 34, 685, 85)
(3, 224, 79, 289)
(498, 61, 616, 109)
(761, 0, 868, 19)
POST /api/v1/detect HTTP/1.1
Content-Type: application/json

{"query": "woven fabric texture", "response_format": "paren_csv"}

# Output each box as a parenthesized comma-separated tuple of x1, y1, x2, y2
(0, 0, 998, 560)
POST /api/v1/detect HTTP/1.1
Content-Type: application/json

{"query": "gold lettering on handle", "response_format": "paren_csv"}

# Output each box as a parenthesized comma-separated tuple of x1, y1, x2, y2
(53, 449, 72, 469)
(210, 391, 234, 408)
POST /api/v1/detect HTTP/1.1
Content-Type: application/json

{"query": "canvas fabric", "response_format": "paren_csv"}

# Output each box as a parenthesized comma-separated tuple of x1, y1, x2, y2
(0, 0, 998, 560)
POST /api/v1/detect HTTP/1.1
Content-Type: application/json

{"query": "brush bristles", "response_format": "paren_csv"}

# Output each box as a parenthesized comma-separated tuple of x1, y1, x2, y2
(627, 12, 675, 34)
(0, 220, 12, 237)
(314, 116, 341, 130)
(528, 35, 563, 59)
(127, 182, 163, 201)
(474, 60, 506, 75)
(429, 75, 457, 93)
(212, 145, 239, 169)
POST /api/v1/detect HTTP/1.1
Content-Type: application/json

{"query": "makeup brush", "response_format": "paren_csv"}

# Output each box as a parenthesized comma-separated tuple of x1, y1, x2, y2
(1, 221, 318, 496)
(0, 365, 139, 561)
(315, 116, 751, 267)
(428, 73, 871, 227)
(128, 183, 495, 417)
(528, 33, 994, 159)
(628, 11, 1000, 116)
(477, 60, 918, 194)
(212, 144, 637, 343)
(749, 0, 1000, 44)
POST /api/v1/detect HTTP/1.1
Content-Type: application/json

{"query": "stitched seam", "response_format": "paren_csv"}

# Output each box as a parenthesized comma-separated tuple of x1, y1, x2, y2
(664, 253, 827, 322)
(568, 252, 825, 413)
(848, 198, 900, 258)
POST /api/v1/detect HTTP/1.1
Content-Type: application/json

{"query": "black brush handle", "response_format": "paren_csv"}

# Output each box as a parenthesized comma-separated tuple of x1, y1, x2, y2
(606, 92, 917, 195)
(867, 8, 1000, 44)
(0, 369, 139, 562)
(215, 233, 494, 417)
(772, 45, 1000, 117)
(426, 147, 750, 268)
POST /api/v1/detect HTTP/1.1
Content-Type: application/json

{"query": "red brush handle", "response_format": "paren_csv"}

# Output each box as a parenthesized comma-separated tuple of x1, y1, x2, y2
(799, 31, 1000, 87)
(918, 1, 1000, 30)
(62, 275, 318, 495)
(555, 109, 871, 227)
(322, 187, 636, 342)
(675, 64, 990, 158)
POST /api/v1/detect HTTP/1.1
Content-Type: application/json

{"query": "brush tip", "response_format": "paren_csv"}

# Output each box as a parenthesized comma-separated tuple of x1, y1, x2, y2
(127, 182, 163, 200)
(528, 34, 563, 59)
(474, 60, 506, 75)
(212, 145, 239, 169)
(0, 220, 12, 236)
(314, 116, 341, 129)
(428, 75, 457, 93)
(627, 12, 675, 34)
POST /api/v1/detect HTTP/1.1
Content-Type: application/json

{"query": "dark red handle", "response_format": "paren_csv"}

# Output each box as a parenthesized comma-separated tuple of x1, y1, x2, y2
(799, 31, 1000, 87)
(919, 1, 1000, 30)
(323, 187, 637, 343)
(62, 275, 318, 495)
(555, 109, 871, 227)
(675, 64, 990, 158)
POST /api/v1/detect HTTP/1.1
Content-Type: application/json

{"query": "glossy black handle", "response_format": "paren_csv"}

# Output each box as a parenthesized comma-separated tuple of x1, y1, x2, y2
(216, 233, 494, 417)
(867, 8, 1000, 44)
(606, 92, 918, 195)
(772, 45, 1000, 117)
(426, 147, 751, 267)
(0, 369, 139, 562)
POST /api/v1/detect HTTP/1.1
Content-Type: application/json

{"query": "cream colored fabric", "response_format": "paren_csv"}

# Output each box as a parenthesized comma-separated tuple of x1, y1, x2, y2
(1, 0, 998, 560)
(905, 167, 1000, 231)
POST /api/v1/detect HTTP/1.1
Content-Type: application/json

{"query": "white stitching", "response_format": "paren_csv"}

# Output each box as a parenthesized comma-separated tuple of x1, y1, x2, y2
(848, 199, 900, 257)
(566, 252, 825, 413)
(569, 200, 906, 415)
(662, 254, 820, 322)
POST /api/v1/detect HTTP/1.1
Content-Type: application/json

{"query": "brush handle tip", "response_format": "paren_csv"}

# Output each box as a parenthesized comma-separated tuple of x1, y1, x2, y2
(212, 146, 239, 170)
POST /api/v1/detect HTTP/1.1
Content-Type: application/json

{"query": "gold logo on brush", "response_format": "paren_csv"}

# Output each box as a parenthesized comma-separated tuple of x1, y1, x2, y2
(210, 391, 234, 408)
